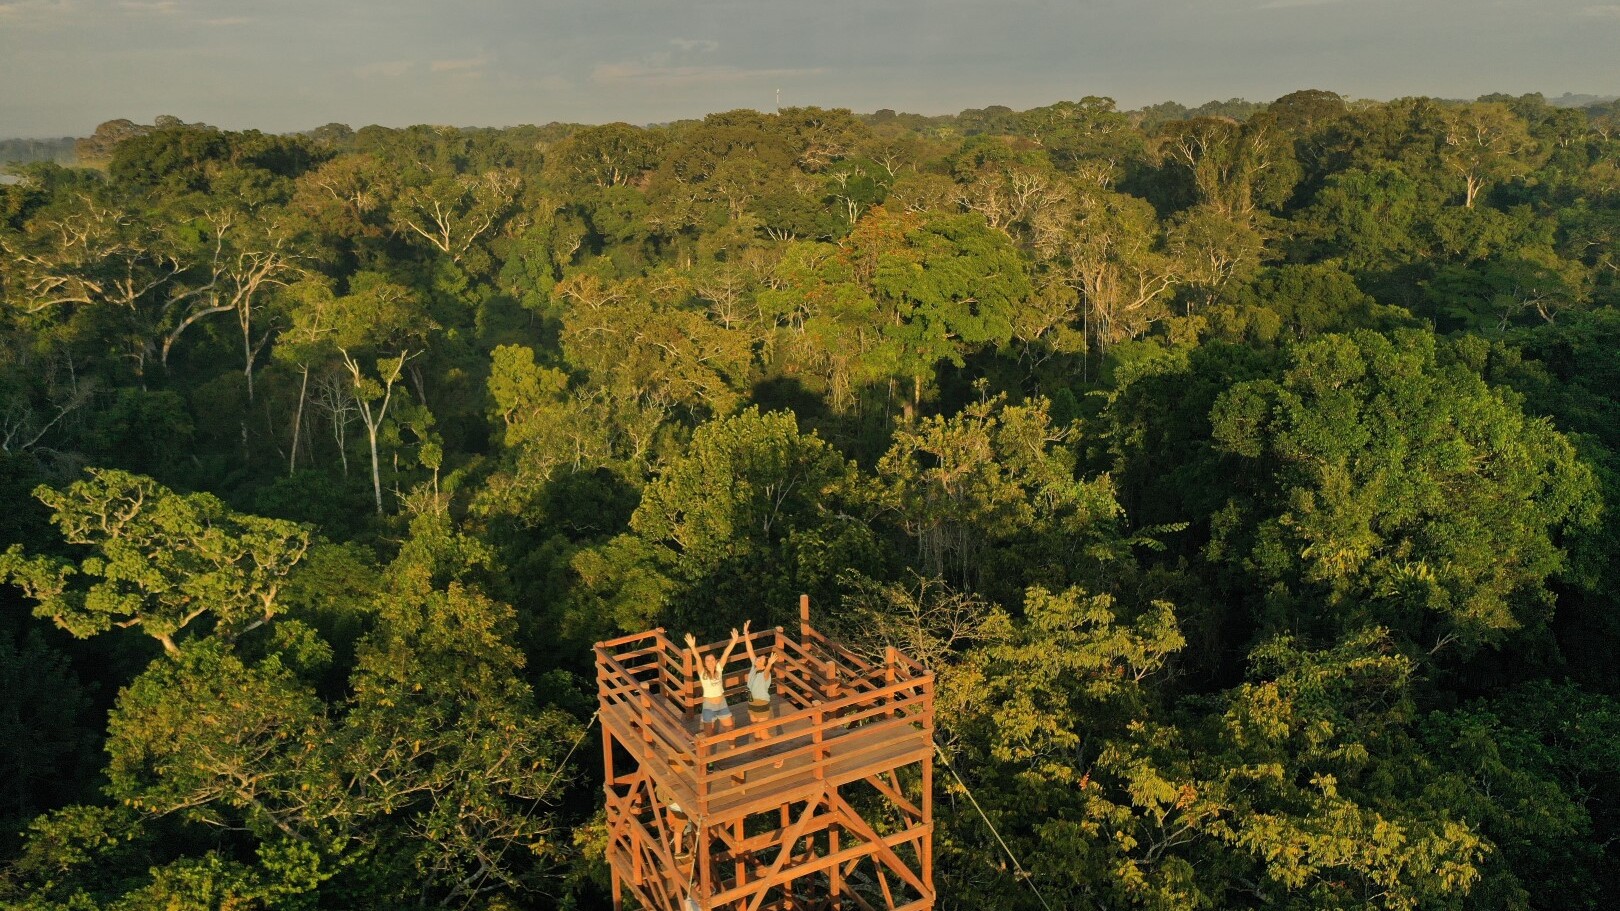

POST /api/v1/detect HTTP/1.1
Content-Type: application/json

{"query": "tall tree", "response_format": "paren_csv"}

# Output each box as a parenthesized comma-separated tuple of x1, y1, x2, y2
(1442, 103, 1539, 208)
(875, 394, 1128, 597)
(847, 207, 1031, 408)
(1204, 330, 1598, 653)
(390, 169, 520, 264)
(327, 273, 435, 513)
(1, 469, 311, 654)
(1037, 188, 1179, 353)
(586, 407, 864, 633)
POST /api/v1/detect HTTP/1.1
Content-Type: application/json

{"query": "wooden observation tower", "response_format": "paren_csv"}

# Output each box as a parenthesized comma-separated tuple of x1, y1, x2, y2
(595, 596, 936, 911)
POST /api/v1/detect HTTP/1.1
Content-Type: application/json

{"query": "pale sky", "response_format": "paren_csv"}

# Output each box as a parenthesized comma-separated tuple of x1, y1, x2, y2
(1, 0, 1617, 137)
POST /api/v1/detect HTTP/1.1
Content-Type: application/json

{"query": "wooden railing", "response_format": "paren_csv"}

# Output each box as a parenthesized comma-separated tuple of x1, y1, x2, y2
(598, 622, 935, 817)
(692, 671, 933, 805)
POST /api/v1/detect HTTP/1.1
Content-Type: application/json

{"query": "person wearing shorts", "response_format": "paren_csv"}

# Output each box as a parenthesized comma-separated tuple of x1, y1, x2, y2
(742, 619, 784, 767)
(686, 628, 741, 736)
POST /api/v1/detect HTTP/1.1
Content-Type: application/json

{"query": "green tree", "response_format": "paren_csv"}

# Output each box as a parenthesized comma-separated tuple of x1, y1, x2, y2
(1017, 97, 1144, 180)
(336, 515, 583, 905)
(0, 192, 186, 377)
(1038, 188, 1179, 352)
(1156, 116, 1301, 216)
(558, 271, 754, 426)
(1205, 330, 1598, 653)
(1422, 249, 1587, 331)
(104, 640, 335, 846)
(1207, 263, 1413, 344)
(1203, 629, 1488, 910)
(289, 152, 397, 247)
(327, 273, 435, 513)
(549, 122, 663, 188)
(1442, 103, 1539, 208)
(1291, 163, 1424, 273)
(156, 205, 304, 400)
(875, 395, 1128, 597)
(936, 585, 1198, 909)
(596, 407, 866, 633)
(0, 629, 97, 851)
(848, 207, 1031, 407)
(1419, 682, 1620, 909)
(474, 343, 643, 523)
(389, 169, 520, 265)
(1, 469, 311, 654)
(759, 240, 895, 412)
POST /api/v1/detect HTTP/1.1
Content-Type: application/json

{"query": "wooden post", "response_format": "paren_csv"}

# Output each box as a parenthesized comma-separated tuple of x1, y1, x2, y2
(733, 818, 745, 896)
(632, 808, 644, 884)
(829, 824, 842, 903)
(656, 629, 673, 701)
(639, 692, 654, 766)
(696, 729, 710, 910)
(799, 593, 811, 649)
(697, 734, 710, 812)
(682, 645, 696, 721)
(698, 829, 711, 910)
(812, 703, 825, 783)
(885, 645, 898, 718)
(825, 660, 842, 725)
(922, 755, 935, 892)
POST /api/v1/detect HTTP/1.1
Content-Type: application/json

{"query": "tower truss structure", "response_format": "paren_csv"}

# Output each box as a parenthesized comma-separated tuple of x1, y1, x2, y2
(596, 596, 935, 911)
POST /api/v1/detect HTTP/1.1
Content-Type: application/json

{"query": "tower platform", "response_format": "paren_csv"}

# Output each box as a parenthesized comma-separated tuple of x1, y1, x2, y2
(596, 596, 935, 911)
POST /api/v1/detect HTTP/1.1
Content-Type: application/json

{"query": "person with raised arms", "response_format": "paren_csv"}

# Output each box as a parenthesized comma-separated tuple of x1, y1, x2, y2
(741, 620, 784, 767)
(685, 628, 741, 736)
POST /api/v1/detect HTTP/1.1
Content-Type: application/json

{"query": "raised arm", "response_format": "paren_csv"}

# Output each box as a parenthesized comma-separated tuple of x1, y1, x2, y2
(717, 628, 741, 669)
(683, 632, 702, 669)
(742, 619, 759, 665)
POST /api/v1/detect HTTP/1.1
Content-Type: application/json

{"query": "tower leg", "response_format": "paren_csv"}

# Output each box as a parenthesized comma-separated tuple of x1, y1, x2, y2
(922, 758, 934, 891)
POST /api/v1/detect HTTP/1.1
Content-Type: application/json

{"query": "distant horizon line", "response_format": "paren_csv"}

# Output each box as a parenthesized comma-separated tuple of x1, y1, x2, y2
(4, 89, 1616, 142)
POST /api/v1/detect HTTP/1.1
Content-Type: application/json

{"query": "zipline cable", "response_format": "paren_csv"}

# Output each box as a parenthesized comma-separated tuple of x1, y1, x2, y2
(537, 708, 601, 803)
(457, 707, 601, 911)
(473, 709, 1053, 911)
(933, 740, 1058, 911)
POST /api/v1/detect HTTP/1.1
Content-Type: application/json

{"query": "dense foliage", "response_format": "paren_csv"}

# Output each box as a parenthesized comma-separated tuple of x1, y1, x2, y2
(3, 90, 1619, 909)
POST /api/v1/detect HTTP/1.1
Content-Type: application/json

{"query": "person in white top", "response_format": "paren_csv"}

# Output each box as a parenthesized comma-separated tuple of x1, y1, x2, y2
(686, 629, 741, 736)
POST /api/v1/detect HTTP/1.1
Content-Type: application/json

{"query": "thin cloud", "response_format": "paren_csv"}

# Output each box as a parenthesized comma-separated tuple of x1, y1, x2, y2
(669, 37, 719, 53)
(592, 62, 824, 89)
(1578, 4, 1620, 17)
(430, 55, 491, 74)
(204, 15, 251, 26)
(1255, 0, 1342, 9)
(536, 75, 574, 95)
(116, 0, 177, 13)
(0, 0, 73, 24)
(354, 60, 414, 80)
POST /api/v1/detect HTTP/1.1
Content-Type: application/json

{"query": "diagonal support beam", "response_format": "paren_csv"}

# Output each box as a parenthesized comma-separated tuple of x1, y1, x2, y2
(863, 771, 923, 820)
(741, 790, 827, 911)
(875, 865, 896, 909)
(826, 791, 931, 900)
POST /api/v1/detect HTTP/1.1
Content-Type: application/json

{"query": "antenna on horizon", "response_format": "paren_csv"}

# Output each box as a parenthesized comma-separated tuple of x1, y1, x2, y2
(775, 87, 781, 112)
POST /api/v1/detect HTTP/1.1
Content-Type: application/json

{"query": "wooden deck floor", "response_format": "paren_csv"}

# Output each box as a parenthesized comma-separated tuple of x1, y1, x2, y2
(604, 699, 931, 822)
